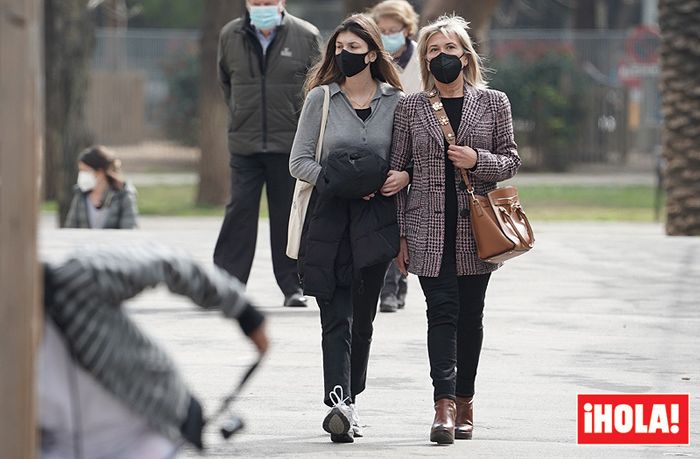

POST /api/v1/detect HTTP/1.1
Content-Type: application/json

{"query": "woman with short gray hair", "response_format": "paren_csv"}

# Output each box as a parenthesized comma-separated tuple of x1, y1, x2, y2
(371, 0, 422, 93)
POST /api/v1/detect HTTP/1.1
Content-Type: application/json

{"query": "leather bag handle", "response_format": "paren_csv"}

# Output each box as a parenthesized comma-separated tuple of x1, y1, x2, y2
(516, 207, 535, 246)
(427, 90, 473, 194)
(497, 206, 535, 248)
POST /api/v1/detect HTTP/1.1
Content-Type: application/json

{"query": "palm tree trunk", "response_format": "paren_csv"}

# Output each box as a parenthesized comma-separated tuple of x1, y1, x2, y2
(659, 0, 700, 235)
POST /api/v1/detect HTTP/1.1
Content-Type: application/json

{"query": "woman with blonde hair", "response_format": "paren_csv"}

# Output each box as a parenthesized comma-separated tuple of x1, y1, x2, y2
(391, 15, 521, 444)
(290, 14, 406, 443)
(65, 145, 138, 229)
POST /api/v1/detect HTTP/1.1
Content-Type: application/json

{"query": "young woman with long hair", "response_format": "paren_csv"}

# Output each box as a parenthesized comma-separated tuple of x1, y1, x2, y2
(289, 13, 407, 443)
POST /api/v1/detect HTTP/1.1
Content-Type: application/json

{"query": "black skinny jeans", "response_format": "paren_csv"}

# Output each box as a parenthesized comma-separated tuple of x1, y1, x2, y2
(419, 259, 491, 402)
(318, 261, 389, 407)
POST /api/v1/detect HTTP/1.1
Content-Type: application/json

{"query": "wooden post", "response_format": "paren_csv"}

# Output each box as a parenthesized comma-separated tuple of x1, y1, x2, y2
(0, 0, 43, 457)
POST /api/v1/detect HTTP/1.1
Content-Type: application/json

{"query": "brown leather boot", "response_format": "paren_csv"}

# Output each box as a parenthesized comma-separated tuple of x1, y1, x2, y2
(455, 396, 474, 439)
(430, 398, 456, 444)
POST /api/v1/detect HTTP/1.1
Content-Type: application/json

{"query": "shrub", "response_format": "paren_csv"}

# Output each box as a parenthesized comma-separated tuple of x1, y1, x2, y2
(489, 49, 588, 171)
(162, 53, 200, 146)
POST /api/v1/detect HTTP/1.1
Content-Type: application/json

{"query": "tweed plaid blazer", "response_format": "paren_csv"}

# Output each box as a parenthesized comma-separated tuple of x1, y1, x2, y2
(391, 84, 521, 277)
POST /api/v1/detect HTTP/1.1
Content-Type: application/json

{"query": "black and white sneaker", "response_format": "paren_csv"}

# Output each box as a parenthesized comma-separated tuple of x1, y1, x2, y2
(350, 403, 364, 438)
(323, 386, 354, 443)
(329, 432, 354, 443)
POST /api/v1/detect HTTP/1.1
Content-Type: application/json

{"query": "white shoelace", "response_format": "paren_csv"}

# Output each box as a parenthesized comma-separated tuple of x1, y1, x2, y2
(329, 385, 350, 408)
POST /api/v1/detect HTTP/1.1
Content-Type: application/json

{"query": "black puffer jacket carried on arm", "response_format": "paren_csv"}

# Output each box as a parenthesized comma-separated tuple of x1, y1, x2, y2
(299, 147, 399, 301)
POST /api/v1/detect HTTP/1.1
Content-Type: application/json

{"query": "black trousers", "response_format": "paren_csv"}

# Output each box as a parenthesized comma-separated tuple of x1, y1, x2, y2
(419, 258, 491, 402)
(380, 262, 407, 300)
(213, 153, 300, 296)
(318, 261, 389, 407)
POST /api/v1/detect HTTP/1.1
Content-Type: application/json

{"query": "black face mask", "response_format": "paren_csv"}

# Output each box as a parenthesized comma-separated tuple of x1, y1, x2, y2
(429, 52, 464, 84)
(336, 49, 369, 78)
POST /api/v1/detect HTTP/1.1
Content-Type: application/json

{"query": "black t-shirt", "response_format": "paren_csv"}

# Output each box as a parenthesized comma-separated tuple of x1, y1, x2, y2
(355, 107, 371, 122)
(441, 96, 464, 265)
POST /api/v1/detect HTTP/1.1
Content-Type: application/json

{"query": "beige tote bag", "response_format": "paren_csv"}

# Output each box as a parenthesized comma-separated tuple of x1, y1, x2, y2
(286, 85, 330, 259)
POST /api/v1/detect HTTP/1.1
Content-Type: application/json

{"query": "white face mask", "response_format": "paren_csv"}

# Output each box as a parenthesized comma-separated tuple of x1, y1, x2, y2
(77, 170, 97, 192)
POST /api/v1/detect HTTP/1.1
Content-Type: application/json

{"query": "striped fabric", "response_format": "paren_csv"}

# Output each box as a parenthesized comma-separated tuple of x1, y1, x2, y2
(44, 244, 251, 441)
(391, 84, 522, 277)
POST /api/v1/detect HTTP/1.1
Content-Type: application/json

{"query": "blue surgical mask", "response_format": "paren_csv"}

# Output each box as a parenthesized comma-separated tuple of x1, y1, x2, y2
(381, 31, 406, 55)
(249, 5, 281, 31)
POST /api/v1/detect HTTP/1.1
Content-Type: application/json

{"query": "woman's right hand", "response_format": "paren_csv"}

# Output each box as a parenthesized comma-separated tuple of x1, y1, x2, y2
(396, 237, 409, 275)
(381, 170, 410, 197)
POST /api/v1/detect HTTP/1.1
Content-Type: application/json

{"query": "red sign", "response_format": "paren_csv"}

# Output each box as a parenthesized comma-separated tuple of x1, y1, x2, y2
(577, 394, 689, 444)
(625, 25, 661, 65)
(618, 25, 661, 87)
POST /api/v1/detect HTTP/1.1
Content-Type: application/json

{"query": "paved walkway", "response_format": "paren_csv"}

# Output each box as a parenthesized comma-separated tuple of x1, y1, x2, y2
(39, 217, 699, 458)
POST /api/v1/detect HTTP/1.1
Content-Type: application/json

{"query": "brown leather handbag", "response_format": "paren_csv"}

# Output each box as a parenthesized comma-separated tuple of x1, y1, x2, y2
(428, 90, 535, 263)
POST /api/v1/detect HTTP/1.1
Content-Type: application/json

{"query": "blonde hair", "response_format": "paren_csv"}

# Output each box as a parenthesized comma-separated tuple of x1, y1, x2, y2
(370, 0, 420, 37)
(417, 15, 487, 91)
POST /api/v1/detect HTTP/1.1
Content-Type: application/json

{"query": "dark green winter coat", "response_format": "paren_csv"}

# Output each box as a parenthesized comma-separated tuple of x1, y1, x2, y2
(217, 11, 321, 156)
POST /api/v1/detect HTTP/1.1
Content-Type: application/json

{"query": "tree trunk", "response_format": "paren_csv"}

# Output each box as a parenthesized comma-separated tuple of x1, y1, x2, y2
(44, 0, 94, 225)
(344, 0, 375, 15)
(659, 0, 700, 235)
(420, 0, 500, 50)
(196, 0, 243, 206)
(102, 0, 127, 70)
(102, 0, 127, 27)
(0, 0, 42, 455)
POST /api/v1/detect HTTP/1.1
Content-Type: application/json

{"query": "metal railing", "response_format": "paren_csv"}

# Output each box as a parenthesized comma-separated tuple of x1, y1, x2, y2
(488, 29, 660, 168)
(88, 27, 661, 170)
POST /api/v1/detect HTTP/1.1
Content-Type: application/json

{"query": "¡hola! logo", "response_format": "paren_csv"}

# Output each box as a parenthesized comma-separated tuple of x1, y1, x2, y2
(577, 394, 689, 444)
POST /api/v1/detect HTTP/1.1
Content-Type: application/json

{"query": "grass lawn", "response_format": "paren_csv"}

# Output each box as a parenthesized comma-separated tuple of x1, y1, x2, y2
(134, 184, 232, 217)
(41, 185, 265, 218)
(519, 184, 665, 222)
(42, 183, 665, 222)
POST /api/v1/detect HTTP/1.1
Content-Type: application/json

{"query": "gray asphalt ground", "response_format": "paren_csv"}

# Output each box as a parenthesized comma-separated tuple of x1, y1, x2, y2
(39, 216, 699, 458)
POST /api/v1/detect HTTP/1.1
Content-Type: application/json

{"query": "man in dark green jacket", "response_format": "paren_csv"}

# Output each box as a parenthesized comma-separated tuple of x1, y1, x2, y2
(214, 0, 321, 307)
